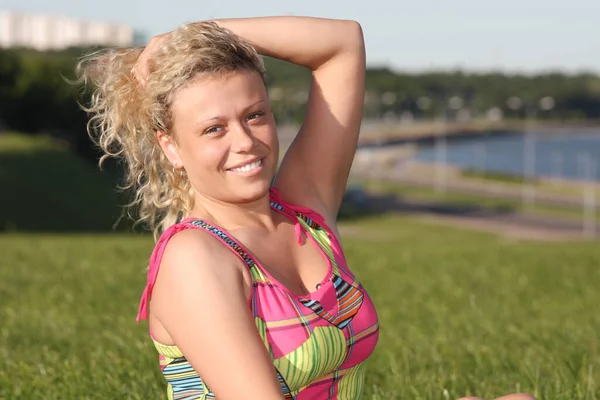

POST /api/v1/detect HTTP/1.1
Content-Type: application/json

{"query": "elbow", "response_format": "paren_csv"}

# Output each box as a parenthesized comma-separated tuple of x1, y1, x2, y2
(345, 20, 364, 45)
(310, 19, 365, 70)
(339, 20, 365, 55)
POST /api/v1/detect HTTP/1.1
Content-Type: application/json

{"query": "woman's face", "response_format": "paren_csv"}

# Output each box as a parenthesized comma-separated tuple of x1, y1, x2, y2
(159, 69, 279, 205)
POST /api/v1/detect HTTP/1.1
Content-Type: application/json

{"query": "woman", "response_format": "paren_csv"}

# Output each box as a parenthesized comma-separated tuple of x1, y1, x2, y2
(78, 16, 535, 400)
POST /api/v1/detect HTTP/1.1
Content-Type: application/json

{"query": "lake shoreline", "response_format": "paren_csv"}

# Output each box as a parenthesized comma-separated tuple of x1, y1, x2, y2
(356, 120, 600, 148)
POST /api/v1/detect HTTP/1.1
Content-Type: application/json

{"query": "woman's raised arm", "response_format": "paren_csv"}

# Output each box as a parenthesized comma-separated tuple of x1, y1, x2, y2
(210, 16, 366, 218)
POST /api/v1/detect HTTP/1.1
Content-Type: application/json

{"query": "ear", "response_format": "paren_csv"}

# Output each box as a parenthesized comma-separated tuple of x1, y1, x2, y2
(156, 130, 183, 168)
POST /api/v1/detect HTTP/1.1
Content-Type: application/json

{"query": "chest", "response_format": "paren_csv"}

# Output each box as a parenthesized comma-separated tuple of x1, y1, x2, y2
(235, 222, 332, 296)
(250, 263, 380, 396)
(232, 217, 380, 390)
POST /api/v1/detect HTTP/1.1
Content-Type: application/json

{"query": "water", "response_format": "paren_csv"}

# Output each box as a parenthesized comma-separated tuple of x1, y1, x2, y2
(414, 128, 600, 181)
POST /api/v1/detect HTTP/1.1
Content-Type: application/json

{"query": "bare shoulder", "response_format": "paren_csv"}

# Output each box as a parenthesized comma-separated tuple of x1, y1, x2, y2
(274, 185, 341, 238)
(153, 227, 250, 307)
(274, 183, 323, 215)
(161, 227, 242, 273)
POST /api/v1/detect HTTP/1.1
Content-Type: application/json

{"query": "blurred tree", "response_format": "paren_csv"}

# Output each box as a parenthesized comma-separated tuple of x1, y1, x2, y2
(1, 47, 599, 165)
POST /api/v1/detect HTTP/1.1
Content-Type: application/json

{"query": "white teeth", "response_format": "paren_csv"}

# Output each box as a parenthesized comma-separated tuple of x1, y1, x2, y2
(230, 159, 262, 173)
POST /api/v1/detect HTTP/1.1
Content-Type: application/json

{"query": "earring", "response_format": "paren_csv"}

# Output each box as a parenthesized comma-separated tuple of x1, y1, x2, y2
(173, 165, 184, 177)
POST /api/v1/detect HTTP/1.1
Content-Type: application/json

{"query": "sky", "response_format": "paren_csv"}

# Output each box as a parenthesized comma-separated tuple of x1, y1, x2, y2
(2, 0, 600, 74)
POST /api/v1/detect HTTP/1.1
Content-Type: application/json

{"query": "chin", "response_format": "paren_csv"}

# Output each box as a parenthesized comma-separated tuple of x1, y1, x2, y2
(231, 178, 273, 204)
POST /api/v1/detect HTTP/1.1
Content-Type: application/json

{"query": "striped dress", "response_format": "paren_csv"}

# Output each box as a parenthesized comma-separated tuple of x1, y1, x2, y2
(137, 187, 380, 399)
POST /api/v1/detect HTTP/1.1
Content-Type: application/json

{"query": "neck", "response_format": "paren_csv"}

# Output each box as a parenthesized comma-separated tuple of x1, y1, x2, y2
(190, 190, 277, 232)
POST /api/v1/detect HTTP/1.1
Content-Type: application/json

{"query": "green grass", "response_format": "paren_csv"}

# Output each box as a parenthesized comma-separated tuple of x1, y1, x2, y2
(0, 132, 131, 232)
(1, 215, 599, 399)
(461, 168, 538, 185)
(1, 132, 598, 399)
(360, 179, 591, 221)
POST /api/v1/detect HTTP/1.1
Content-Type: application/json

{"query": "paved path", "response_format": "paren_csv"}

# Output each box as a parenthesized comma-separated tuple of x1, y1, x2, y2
(360, 187, 598, 241)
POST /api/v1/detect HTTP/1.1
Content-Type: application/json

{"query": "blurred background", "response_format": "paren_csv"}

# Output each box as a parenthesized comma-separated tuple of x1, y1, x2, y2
(1, 1, 599, 399)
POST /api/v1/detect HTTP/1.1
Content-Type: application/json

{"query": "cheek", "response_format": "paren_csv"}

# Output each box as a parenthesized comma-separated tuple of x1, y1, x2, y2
(265, 130, 279, 148)
(258, 122, 279, 148)
(181, 140, 227, 172)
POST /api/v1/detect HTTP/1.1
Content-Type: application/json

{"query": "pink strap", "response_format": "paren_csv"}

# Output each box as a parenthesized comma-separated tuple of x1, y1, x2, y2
(268, 187, 347, 269)
(136, 223, 195, 322)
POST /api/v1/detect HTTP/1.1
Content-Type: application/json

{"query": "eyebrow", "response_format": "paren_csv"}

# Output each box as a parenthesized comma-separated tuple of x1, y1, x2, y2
(194, 99, 266, 126)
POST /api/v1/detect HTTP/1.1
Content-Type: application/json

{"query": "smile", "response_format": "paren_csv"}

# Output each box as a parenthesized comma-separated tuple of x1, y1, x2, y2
(227, 159, 263, 173)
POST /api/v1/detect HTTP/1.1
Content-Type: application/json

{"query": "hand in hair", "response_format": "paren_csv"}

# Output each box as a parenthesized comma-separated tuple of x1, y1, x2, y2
(131, 32, 170, 85)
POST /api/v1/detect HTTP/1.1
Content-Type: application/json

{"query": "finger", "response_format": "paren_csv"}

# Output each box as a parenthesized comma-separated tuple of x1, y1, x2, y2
(132, 51, 150, 84)
(133, 34, 166, 84)
(131, 64, 147, 86)
(136, 47, 156, 79)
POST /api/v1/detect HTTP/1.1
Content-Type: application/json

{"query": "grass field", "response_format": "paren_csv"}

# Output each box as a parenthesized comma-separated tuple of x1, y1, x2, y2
(0, 132, 129, 233)
(1, 214, 599, 399)
(1, 132, 598, 399)
(359, 179, 593, 222)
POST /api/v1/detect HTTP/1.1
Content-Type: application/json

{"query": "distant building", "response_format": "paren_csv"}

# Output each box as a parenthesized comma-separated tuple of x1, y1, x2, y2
(0, 10, 134, 50)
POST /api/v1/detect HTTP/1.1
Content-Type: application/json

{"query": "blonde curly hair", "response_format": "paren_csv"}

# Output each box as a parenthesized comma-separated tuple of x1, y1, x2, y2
(76, 22, 266, 240)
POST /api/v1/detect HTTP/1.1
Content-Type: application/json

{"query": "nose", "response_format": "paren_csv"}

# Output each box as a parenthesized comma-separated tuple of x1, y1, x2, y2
(230, 123, 256, 153)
